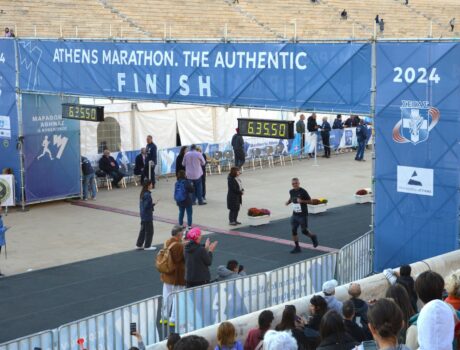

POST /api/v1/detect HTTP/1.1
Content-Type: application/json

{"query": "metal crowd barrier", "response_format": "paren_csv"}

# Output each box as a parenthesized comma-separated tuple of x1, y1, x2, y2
(57, 295, 162, 350)
(336, 230, 374, 285)
(0, 330, 55, 350)
(168, 272, 267, 335)
(268, 252, 338, 305)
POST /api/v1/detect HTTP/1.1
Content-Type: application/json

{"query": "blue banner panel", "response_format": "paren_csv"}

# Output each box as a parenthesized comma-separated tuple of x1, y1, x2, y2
(0, 39, 20, 203)
(16, 40, 371, 113)
(22, 94, 80, 203)
(374, 42, 460, 271)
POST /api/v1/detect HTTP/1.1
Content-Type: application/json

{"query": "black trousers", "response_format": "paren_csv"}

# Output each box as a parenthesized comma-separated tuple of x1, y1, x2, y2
(110, 170, 124, 186)
(229, 209, 240, 223)
(202, 174, 206, 199)
(300, 133, 305, 155)
(136, 221, 154, 248)
(322, 133, 330, 157)
(143, 164, 155, 184)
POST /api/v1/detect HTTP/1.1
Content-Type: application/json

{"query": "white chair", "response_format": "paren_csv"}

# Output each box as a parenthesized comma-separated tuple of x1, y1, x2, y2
(250, 148, 263, 170)
(265, 146, 275, 168)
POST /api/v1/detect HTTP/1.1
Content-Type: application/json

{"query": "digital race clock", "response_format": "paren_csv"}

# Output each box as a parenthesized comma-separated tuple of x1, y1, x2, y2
(62, 103, 104, 122)
(237, 118, 295, 139)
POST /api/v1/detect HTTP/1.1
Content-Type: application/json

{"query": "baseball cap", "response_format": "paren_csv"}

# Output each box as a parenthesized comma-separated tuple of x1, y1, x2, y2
(322, 279, 338, 294)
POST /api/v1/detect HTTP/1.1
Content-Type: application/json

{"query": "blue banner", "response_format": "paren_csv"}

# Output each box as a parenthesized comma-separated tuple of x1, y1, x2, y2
(0, 39, 20, 203)
(22, 94, 80, 203)
(374, 42, 460, 270)
(16, 40, 371, 113)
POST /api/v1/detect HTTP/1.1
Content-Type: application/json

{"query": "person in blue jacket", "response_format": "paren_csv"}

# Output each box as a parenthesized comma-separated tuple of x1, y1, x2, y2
(320, 117, 332, 158)
(145, 135, 157, 184)
(355, 120, 368, 161)
(136, 181, 157, 251)
(0, 204, 7, 277)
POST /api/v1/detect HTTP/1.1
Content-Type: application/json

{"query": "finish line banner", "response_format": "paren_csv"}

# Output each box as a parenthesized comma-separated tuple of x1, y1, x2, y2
(17, 40, 371, 113)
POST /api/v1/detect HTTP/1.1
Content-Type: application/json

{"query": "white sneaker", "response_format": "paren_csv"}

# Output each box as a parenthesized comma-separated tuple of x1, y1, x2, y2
(144, 246, 157, 251)
(135, 246, 144, 250)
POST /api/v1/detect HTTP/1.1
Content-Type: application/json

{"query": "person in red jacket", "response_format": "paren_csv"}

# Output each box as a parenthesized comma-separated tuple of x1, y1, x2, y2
(244, 310, 274, 350)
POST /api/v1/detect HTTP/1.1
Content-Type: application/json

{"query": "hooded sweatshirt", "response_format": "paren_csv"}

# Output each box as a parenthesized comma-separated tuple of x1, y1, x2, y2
(217, 265, 247, 281)
(184, 240, 213, 283)
(417, 300, 455, 350)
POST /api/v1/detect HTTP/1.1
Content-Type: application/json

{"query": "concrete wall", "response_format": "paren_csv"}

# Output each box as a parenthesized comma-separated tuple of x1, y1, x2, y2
(147, 249, 460, 350)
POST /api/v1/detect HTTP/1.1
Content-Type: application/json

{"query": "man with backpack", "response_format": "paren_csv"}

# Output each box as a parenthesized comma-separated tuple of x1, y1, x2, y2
(157, 225, 186, 327)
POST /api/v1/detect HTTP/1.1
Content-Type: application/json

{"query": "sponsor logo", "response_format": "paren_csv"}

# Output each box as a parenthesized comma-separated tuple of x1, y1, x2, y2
(0, 178, 11, 202)
(397, 165, 433, 196)
(392, 100, 440, 145)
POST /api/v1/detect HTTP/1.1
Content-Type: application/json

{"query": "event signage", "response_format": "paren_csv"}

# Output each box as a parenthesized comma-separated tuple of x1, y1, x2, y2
(16, 40, 371, 113)
(237, 118, 294, 139)
(0, 175, 14, 206)
(62, 103, 104, 122)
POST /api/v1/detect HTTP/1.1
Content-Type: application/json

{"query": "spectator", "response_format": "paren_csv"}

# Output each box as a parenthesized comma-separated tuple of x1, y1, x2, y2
(145, 135, 157, 183)
(405, 271, 445, 350)
(417, 299, 455, 350)
(98, 149, 124, 188)
(184, 227, 217, 287)
(227, 166, 244, 226)
(355, 120, 367, 161)
(135, 180, 157, 251)
(307, 295, 328, 331)
(385, 284, 415, 342)
(183, 144, 206, 205)
(175, 170, 194, 229)
(322, 280, 343, 315)
(174, 335, 209, 350)
(244, 310, 274, 350)
(342, 300, 366, 342)
(232, 128, 246, 168)
(215, 321, 243, 350)
(296, 114, 306, 157)
(9, 28, 14, 37)
(332, 115, 343, 130)
(316, 310, 358, 350)
(175, 146, 187, 177)
(0, 203, 7, 277)
(445, 269, 460, 310)
(395, 264, 418, 312)
(167, 333, 181, 350)
(275, 305, 317, 350)
(160, 225, 185, 327)
(367, 298, 410, 350)
(134, 148, 147, 185)
(81, 156, 96, 201)
(4, 27, 10, 37)
(347, 283, 372, 340)
(450, 18, 456, 32)
(129, 331, 146, 350)
(320, 116, 331, 158)
(341, 9, 348, 20)
(217, 259, 246, 281)
(379, 19, 385, 32)
(263, 330, 298, 350)
(196, 145, 207, 203)
(307, 113, 318, 157)
(375, 15, 380, 24)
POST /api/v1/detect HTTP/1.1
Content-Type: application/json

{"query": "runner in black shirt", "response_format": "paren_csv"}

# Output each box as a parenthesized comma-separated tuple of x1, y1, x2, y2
(285, 177, 319, 253)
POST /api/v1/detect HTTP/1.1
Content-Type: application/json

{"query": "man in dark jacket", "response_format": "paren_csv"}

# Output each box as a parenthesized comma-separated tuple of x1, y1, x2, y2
(332, 114, 344, 129)
(307, 113, 319, 158)
(348, 283, 372, 340)
(134, 148, 147, 184)
(296, 114, 306, 157)
(355, 120, 367, 161)
(342, 300, 366, 342)
(320, 117, 331, 158)
(231, 128, 245, 167)
(145, 135, 157, 183)
(99, 150, 124, 188)
(184, 227, 217, 288)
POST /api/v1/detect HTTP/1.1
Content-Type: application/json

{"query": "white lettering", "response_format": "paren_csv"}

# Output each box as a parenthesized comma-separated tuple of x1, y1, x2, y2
(117, 72, 126, 92)
(179, 75, 190, 96)
(199, 76, 211, 97)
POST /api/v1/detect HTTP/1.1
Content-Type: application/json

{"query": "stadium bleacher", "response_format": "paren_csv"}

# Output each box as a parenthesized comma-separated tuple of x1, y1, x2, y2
(0, 0, 458, 39)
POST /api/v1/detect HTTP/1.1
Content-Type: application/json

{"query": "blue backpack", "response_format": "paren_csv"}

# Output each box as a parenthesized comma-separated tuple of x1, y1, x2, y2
(174, 180, 187, 203)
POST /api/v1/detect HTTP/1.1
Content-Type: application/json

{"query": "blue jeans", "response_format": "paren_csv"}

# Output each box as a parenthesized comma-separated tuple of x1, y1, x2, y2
(355, 140, 366, 160)
(178, 205, 193, 226)
(83, 173, 96, 199)
(191, 179, 203, 204)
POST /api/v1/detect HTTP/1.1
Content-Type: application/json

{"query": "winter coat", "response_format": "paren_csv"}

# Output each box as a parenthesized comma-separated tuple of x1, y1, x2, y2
(227, 175, 243, 211)
(232, 134, 245, 160)
(99, 155, 119, 173)
(344, 319, 366, 342)
(244, 328, 265, 350)
(217, 265, 247, 281)
(184, 240, 213, 283)
(316, 332, 358, 350)
(139, 190, 154, 222)
(160, 237, 185, 286)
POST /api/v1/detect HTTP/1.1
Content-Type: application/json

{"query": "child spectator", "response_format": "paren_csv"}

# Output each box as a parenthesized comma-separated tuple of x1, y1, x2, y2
(445, 269, 460, 310)
(215, 321, 243, 350)
(244, 310, 274, 350)
(166, 332, 181, 350)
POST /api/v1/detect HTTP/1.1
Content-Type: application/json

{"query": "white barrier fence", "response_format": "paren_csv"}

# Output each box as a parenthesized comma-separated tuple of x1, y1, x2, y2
(0, 330, 55, 350)
(57, 296, 162, 350)
(1, 231, 373, 349)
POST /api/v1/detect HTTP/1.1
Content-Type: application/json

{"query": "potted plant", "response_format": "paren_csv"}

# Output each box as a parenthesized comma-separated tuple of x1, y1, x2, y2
(355, 188, 373, 204)
(308, 198, 328, 214)
(247, 208, 271, 226)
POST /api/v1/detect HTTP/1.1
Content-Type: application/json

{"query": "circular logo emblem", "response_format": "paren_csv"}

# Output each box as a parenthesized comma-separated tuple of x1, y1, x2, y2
(0, 179, 11, 203)
(2, 139, 8, 148)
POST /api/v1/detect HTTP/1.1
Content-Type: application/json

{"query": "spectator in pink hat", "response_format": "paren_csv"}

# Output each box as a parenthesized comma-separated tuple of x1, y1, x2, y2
(184, 227, 218, 288)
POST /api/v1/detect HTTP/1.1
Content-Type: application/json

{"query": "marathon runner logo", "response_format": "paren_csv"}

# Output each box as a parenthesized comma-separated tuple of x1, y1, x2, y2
(392, 100, 440, 145)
